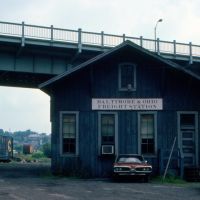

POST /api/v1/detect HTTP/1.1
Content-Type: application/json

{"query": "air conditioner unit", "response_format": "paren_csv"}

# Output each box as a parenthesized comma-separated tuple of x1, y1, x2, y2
(102, 145, 114, 155)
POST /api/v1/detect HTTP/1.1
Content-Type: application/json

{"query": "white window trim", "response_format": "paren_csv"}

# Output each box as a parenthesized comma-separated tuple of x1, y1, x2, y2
(59, 111, 79, 157)
(98, 112, 118, 155)
(177, 111, 198, 167)
(118, 63, 136, 91)
(138, 112, 157, 156)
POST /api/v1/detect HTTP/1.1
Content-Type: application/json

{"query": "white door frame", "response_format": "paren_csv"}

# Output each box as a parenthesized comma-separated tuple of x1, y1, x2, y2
(177, 111, 198, 167)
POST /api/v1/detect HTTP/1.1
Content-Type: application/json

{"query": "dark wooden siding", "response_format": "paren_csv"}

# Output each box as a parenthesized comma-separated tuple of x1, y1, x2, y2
(118, 111, 138, 154)
(49, 51, 200, 177)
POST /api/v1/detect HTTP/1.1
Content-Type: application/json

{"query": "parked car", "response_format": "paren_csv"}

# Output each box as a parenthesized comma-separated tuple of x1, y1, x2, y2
(113, 154, 152, 182)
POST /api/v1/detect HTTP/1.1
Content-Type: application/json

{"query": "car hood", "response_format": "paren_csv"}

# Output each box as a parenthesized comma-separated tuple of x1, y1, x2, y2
(114, 163, 151, 168)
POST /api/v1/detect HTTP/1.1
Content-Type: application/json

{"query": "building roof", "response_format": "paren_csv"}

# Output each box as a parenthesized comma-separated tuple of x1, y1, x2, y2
(39, 40, 200, 89)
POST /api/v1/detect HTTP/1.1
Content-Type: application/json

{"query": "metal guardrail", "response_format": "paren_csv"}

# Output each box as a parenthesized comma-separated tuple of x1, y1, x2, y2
(0, 21, 200, 62)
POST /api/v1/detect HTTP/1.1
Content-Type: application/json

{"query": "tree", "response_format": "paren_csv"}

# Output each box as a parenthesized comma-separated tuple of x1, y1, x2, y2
(42, 143, 51, 158)
(0, 129, 4, 135)
(14, 144, 23, 153)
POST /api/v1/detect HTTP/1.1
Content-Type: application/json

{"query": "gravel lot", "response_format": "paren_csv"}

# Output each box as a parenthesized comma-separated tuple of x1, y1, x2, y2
(0, 163, 200, 200)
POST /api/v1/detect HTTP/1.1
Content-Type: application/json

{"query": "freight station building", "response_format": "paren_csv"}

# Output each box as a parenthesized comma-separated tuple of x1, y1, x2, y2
(40, 41, 200, 178)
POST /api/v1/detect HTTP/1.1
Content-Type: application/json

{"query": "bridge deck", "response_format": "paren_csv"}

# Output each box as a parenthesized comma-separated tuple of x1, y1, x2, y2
(0, 21, 200, 63)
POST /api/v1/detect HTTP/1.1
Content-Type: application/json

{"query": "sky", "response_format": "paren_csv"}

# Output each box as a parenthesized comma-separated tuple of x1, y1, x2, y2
(0, 0, 200, 133)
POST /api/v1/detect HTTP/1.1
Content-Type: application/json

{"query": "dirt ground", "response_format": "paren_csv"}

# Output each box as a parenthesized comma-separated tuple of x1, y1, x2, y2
(0, 162, 200, 200)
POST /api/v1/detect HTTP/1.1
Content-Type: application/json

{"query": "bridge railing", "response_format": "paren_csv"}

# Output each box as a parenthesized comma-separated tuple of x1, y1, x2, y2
(0, 21, 22, 36)
(0, 21, 200, 60)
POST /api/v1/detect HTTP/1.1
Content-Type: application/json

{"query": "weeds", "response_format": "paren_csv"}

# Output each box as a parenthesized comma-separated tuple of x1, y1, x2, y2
(152, 175, 187, 185)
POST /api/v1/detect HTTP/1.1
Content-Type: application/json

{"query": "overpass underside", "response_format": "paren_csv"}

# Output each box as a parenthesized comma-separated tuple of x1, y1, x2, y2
(0, 38, 99, 88)
(0, 71, 54, 88)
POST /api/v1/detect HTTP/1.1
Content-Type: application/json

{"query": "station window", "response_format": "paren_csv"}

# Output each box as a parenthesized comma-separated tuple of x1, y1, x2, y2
(60, 112, 79, 155)
(101, 114, 115, 145)
(119, 63, 136, 91)
(139, 113, 157, 155)
(180, 114, 195, 129)
(98, 112, 118, 155)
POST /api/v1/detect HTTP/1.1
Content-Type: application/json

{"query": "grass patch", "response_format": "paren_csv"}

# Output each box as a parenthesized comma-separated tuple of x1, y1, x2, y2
(12, 151, 51, 163)
(152, 175, 187, 185)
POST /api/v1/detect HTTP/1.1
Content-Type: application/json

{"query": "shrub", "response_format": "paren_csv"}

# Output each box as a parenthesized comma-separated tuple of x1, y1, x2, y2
(42, 143, 51, 158)
(31, 151, 45, 159)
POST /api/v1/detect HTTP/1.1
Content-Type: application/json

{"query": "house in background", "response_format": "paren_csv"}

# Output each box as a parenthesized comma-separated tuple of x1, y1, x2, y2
(40, 40, 200, 177)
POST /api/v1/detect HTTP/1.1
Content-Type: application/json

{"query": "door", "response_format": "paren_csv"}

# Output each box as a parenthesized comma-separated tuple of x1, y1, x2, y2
(178, 112, 198, 167)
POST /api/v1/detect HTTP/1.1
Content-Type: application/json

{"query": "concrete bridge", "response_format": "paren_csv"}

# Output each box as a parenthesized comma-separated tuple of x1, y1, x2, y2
(0, 21, 200, 88)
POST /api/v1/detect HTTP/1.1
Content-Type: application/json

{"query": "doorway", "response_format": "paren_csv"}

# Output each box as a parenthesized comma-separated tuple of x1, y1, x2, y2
(177, 112, 198, 167)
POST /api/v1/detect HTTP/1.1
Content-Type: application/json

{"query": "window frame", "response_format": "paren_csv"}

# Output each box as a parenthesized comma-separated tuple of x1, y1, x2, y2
(118, 63, 136, 91)
(138, 112, 157, 156)
(98, 112, 118, 155)
(60, 111, 79, 156)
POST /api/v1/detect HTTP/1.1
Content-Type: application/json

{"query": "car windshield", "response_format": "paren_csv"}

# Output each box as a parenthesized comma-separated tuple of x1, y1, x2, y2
(117, 156, 143, 163)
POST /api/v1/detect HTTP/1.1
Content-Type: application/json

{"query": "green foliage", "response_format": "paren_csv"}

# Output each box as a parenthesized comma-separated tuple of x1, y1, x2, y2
(0, 129, 4, 135)
(153, 175, 187, 185)
(41, 143, 51, 158)
(14, 144, 23, 153)
(31, 151, 45, 159)
(13, 151, 51, 163)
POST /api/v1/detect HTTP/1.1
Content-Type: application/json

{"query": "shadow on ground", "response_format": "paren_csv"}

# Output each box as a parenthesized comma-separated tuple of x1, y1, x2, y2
(0, 162, 51, 178)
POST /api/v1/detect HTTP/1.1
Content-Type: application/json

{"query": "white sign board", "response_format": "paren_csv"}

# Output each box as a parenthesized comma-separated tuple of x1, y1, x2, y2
(92, 98, 163, 110)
